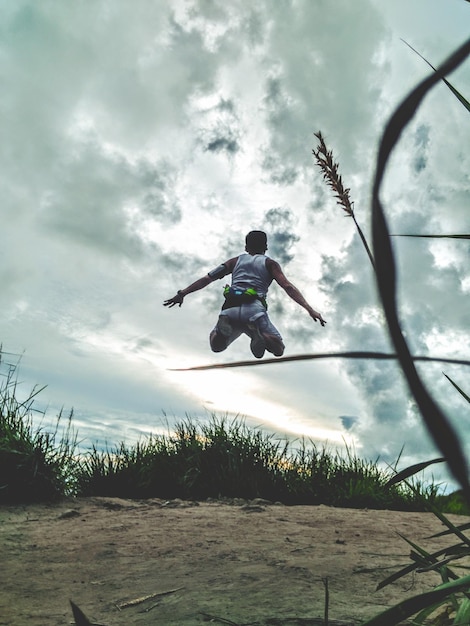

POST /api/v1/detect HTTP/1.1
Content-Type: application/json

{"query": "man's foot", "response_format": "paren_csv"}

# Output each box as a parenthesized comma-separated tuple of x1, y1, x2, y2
(248, 323, 266, 359)
(264, 333, 285, 357)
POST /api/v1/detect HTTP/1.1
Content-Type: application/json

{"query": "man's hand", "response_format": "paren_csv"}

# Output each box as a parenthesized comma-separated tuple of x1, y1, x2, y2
(163, 291, 184, 308)
(310, 309, 326, 326)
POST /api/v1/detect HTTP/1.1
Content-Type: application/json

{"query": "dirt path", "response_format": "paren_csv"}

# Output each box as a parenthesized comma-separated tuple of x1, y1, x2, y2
(1, 497, 466, 625)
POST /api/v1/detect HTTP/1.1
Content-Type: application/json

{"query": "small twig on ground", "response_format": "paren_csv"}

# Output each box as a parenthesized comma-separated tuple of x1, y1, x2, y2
(263, 617, 356, 626)
(140, 601, 160, 613)
(200, 615, 356, 625)
(199, 613, 246, 625)
(115, 586, 184, 610)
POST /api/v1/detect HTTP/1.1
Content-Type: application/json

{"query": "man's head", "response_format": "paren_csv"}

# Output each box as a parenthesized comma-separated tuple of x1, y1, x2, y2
(245, 230, 267, 254)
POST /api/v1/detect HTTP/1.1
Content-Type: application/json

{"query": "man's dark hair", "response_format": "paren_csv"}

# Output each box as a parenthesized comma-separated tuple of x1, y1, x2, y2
(245, 230, 267, 254)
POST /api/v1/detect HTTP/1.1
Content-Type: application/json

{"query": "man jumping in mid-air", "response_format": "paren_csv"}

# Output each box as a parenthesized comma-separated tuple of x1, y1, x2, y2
(163, 230, 326, 359)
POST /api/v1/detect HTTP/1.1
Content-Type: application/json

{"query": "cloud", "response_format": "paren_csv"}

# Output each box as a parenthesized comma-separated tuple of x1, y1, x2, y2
(205, 136, 240, 154)
(412, 124, 430, 173)
(339, 415, 359, 431)
(262, 207, 300, 265)
(258, 1, 387, 178)
(37, 139, 183, 258)
(196, 97, 241, 156)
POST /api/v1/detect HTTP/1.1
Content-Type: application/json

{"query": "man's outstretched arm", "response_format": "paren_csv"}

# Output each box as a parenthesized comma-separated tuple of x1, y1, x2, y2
(163, 274, 214, 308)
(163, 257, 237, 308)
(268, 259, 326, 326)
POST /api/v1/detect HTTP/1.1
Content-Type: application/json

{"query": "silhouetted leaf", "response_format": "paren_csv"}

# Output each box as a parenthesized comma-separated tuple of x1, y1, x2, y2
(402, 39, 470, 112)
(171, 352, 470, 371)
(392, 233, 470, 239)
(443, 373, 470, 403)
(386, 458, 445, 487)
(371, 36, 470, 496)
(363, 574, 470, 625)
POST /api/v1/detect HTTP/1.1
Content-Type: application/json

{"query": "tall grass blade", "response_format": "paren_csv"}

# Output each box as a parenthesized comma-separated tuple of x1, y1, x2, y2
(455, 597, 470, 622)
(386, 457, 470, 545)
(392, 233, 470, 239)
(375, 533, 452, 591)
(430, 522, 470, 538)
(371, 36, 470, 497)
(412, 602, 448, 625)
(426, 503, 470, 549)
(402, 39, 470, 113)
(377, 544, 470, 592)
(405, 474, 470, 546)
(376, 561, 427, 593)
(386, 458, 445, 488)
(69, 601, 95, 626)
(376, 534, 470, 591)
(443, 373, 470, 403)
(170, 351, 470, 371)
(395, 532, 466, 577)
(362, 574, 470, 626)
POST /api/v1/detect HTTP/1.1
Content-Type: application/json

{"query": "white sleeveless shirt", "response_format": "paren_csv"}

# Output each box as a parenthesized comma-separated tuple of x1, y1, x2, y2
(231, 254, 273, 297)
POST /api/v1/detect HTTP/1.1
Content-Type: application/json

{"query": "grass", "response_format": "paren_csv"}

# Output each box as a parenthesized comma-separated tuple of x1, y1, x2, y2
(76, 416, 430, 508)
(0, 356, 464, 513)
(0, 352, 77, 503)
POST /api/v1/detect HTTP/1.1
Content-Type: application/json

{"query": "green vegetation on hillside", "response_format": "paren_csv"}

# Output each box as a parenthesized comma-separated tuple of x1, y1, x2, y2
(1, 351, 466, 514)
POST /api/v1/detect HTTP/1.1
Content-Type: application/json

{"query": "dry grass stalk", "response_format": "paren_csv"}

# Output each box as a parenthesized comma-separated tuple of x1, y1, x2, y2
(116, 586, 184, 610)
(313, 131, 354, 217)
(313, 131, 376, 271)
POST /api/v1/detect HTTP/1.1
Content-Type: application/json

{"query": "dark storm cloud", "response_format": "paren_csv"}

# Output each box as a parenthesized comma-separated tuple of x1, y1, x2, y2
(262, 207, 300, 265)
(241, 8, 266, 47)
(260, 76, 301, 185)
(205, 135, 240, 155)
(196, 97, 241, 156)
(261, 155, 299, 186)
(216, 98, 236, 113)
(38, 140, 143, 257)
(339, 415, 358, 430)
(412, 124, 430, 173)
(262, 76, 288, 114)
(161, 250, 207, 277)
(39, 139, 182, 257)
(258, 2, 386, 188)
(136, 159, 182, 223)
(308, 184, 330, 215)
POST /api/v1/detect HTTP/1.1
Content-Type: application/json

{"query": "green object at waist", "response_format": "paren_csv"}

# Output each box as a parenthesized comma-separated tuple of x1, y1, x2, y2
(222, 285, 267, 309)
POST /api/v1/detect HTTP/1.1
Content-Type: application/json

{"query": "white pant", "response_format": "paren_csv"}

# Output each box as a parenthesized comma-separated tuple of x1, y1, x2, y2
(214, 301, 282, 348)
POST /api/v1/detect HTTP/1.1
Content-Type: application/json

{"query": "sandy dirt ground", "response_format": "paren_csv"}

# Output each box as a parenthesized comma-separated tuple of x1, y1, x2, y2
(1, 497, 467, 626)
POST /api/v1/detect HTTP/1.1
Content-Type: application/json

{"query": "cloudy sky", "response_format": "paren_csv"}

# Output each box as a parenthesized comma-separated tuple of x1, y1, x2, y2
(1, 0, 469, 487)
